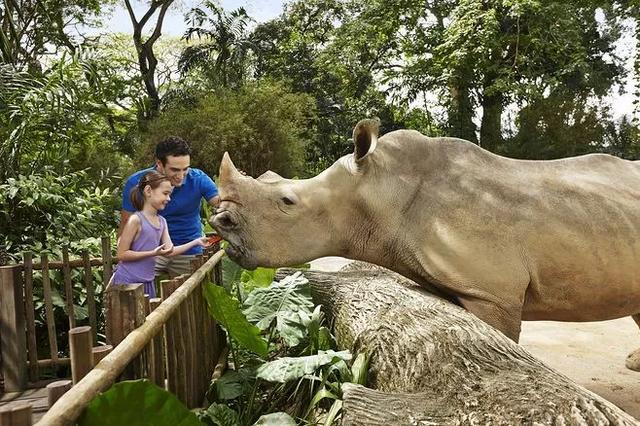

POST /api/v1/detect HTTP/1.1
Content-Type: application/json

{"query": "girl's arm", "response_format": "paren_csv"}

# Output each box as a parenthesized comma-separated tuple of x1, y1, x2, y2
(117, 215, 166, 261)
(166, 236, 210, 257)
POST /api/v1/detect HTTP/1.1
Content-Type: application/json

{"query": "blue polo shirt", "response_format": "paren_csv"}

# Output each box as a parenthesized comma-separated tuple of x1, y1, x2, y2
(122, 167, 218, 255)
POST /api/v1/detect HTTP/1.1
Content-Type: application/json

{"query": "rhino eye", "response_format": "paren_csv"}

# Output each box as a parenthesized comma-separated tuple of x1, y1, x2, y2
(281, 197, 295, 206)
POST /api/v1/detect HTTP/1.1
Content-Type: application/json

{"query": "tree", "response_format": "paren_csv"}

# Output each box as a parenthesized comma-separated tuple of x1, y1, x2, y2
(0, 0, 113, 72)
(180, 1, 254, 89)
(141, 81, 315, 178)
(123, 0, 175, 117)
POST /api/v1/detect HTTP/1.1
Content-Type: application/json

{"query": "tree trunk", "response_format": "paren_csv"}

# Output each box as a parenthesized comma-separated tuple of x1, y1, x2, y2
(284, 266, 639, 425)
(124, 0, 174, 118)
(480, 88, 503, 152)
(448, 77, 477, 144)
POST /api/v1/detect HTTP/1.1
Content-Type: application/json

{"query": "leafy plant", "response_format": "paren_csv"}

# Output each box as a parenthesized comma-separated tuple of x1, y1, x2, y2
(203, 283, 268, 357)
(201, 269, 369, 425)
(78, 380, 202, 426)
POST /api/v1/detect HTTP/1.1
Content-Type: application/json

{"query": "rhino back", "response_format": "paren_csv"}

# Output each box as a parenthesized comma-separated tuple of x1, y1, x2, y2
(372, 131, 640, 321)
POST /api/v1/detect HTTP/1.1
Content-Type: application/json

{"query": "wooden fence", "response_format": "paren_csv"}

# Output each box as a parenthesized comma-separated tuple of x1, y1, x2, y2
(0, 237, 115, 392)
(37, 248, 226, 425)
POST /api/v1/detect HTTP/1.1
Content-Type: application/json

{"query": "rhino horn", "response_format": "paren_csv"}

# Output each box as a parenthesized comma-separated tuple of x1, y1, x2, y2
(219, 152, 243, 195)
(353, 118, 380, 161)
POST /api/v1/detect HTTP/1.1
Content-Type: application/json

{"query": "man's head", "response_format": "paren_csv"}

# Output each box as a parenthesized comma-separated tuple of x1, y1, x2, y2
(155, 136, 191, 187)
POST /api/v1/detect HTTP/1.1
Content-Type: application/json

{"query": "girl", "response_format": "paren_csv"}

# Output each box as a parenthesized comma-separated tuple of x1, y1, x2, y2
(112, 170, 210, 297)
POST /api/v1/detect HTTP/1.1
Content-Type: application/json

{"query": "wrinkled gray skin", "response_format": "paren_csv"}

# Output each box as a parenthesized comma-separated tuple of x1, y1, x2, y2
(212, 119, 640, 369)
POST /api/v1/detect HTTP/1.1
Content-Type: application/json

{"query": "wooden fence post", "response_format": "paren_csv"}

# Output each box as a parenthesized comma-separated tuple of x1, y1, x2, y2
(69, 326, 93, 384)
(92, 345, 113, 366)
(61, 246, 76, 329)
(104, 283, 145, 379)
(46, 380, 72, 407)
(82, 250, 98, 345)
(22, 253, 38, 383)
(101, 237, 113, 289)
(0, 265, 27, 391)
(0, 402, 32, 426)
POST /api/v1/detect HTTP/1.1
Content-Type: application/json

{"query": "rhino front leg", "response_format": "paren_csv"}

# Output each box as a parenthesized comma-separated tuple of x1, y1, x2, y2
(458, 297, 523, 342)
(625, 314, 640, 371)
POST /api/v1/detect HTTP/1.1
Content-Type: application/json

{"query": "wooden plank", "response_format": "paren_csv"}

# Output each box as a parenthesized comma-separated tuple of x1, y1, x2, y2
(40, 255, 59, 366)
(61, 246, 75, 329)
(0, 265, 28, 391)
(174, 276, 190, 406)
(29, 257, 118, 271)
(27, 358, 70, 369)
(22, 253, 38, 383)
(38, 251, 224, 426)
(143, 295, 151, 378)
(149, 298, 165, 389)
(161, 279, 179, 396)
(101, 237, 113, 290)
(69, 326, 93, 385)
(82, 250, 97, 345)
(181, 276, 197, 407)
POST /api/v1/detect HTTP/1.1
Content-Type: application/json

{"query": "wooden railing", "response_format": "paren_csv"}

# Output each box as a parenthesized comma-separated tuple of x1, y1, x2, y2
(37, 249, 226, 426)
(0, 237, 115, 391)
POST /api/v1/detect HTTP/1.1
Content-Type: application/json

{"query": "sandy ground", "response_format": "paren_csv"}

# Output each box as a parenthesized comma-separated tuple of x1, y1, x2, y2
(309, 257, 640, 419)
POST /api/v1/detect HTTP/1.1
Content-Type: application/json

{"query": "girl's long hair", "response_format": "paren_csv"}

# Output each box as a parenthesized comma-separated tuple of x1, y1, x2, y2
(130, 170, 170, 211)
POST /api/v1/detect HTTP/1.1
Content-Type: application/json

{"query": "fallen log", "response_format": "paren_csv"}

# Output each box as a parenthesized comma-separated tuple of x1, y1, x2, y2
(282, 266, 639, 425)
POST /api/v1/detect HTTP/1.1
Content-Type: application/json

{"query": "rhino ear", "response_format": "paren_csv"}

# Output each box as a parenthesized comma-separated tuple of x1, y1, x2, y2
(353, 118, 380, 162)
(219, 152, 243, 197)
(257, 170, 283, 183)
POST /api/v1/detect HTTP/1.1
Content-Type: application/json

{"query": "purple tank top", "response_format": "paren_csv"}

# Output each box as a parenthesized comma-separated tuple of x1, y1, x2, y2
(113, 212, 166, 284)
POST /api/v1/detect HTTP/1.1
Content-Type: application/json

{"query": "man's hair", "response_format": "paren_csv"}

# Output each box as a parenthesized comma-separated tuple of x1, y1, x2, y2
(155, 136, 191, 165)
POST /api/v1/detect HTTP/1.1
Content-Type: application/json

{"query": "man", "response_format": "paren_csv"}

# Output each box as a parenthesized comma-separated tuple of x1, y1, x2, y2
(119, 136, 219, 277)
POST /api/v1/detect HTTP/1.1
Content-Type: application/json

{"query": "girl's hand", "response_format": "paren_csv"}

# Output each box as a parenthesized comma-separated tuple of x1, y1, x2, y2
(152, 244, 174, 256)
(196, 236, 211, 248)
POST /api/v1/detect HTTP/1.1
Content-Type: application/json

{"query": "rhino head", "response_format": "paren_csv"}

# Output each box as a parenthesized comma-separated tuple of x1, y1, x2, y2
(211, 118, 386, 270)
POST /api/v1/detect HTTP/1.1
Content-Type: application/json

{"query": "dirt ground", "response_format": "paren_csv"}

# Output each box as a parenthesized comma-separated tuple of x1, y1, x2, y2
(309, 256, 640, 420)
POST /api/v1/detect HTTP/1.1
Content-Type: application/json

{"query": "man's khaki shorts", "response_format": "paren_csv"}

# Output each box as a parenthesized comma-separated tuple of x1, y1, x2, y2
(155, 254, 197, 278)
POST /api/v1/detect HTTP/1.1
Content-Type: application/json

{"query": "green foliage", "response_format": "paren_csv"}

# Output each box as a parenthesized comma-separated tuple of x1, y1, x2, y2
(256, 350, 352, 383)
(252, 413, 296, 425)
(0, 52, 135, 182)
(203, 283, 269, 357)
(0, 169, 118, 259)
(181, 1, 255, 89)
(242, 272, 314, 347)
(142, 81, 314, 178)
(200, 270, 368, 425)
(78, 380, 202, 426)
(198, 402, 241, 426)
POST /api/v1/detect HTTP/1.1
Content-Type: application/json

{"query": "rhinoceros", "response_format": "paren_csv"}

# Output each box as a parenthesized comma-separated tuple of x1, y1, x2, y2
(211, 119, 640, 370)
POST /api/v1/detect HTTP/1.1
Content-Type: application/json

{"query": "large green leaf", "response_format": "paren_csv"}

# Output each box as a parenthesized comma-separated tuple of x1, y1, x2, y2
(256, 350, 352, 383)
(240, 267, 276, 294)
(215, 370, 252, 401)
(77, 380, 201, 426)
(221, 256, 243, 292)
(252, 412, 296, 425)
(203, 283, 268, 357)
(243, 272, 314, 346)
(199, 402, 241, 426)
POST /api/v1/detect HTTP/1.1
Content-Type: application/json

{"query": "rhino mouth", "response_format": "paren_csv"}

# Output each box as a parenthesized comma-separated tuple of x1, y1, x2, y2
(223, 239, 257, 270)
